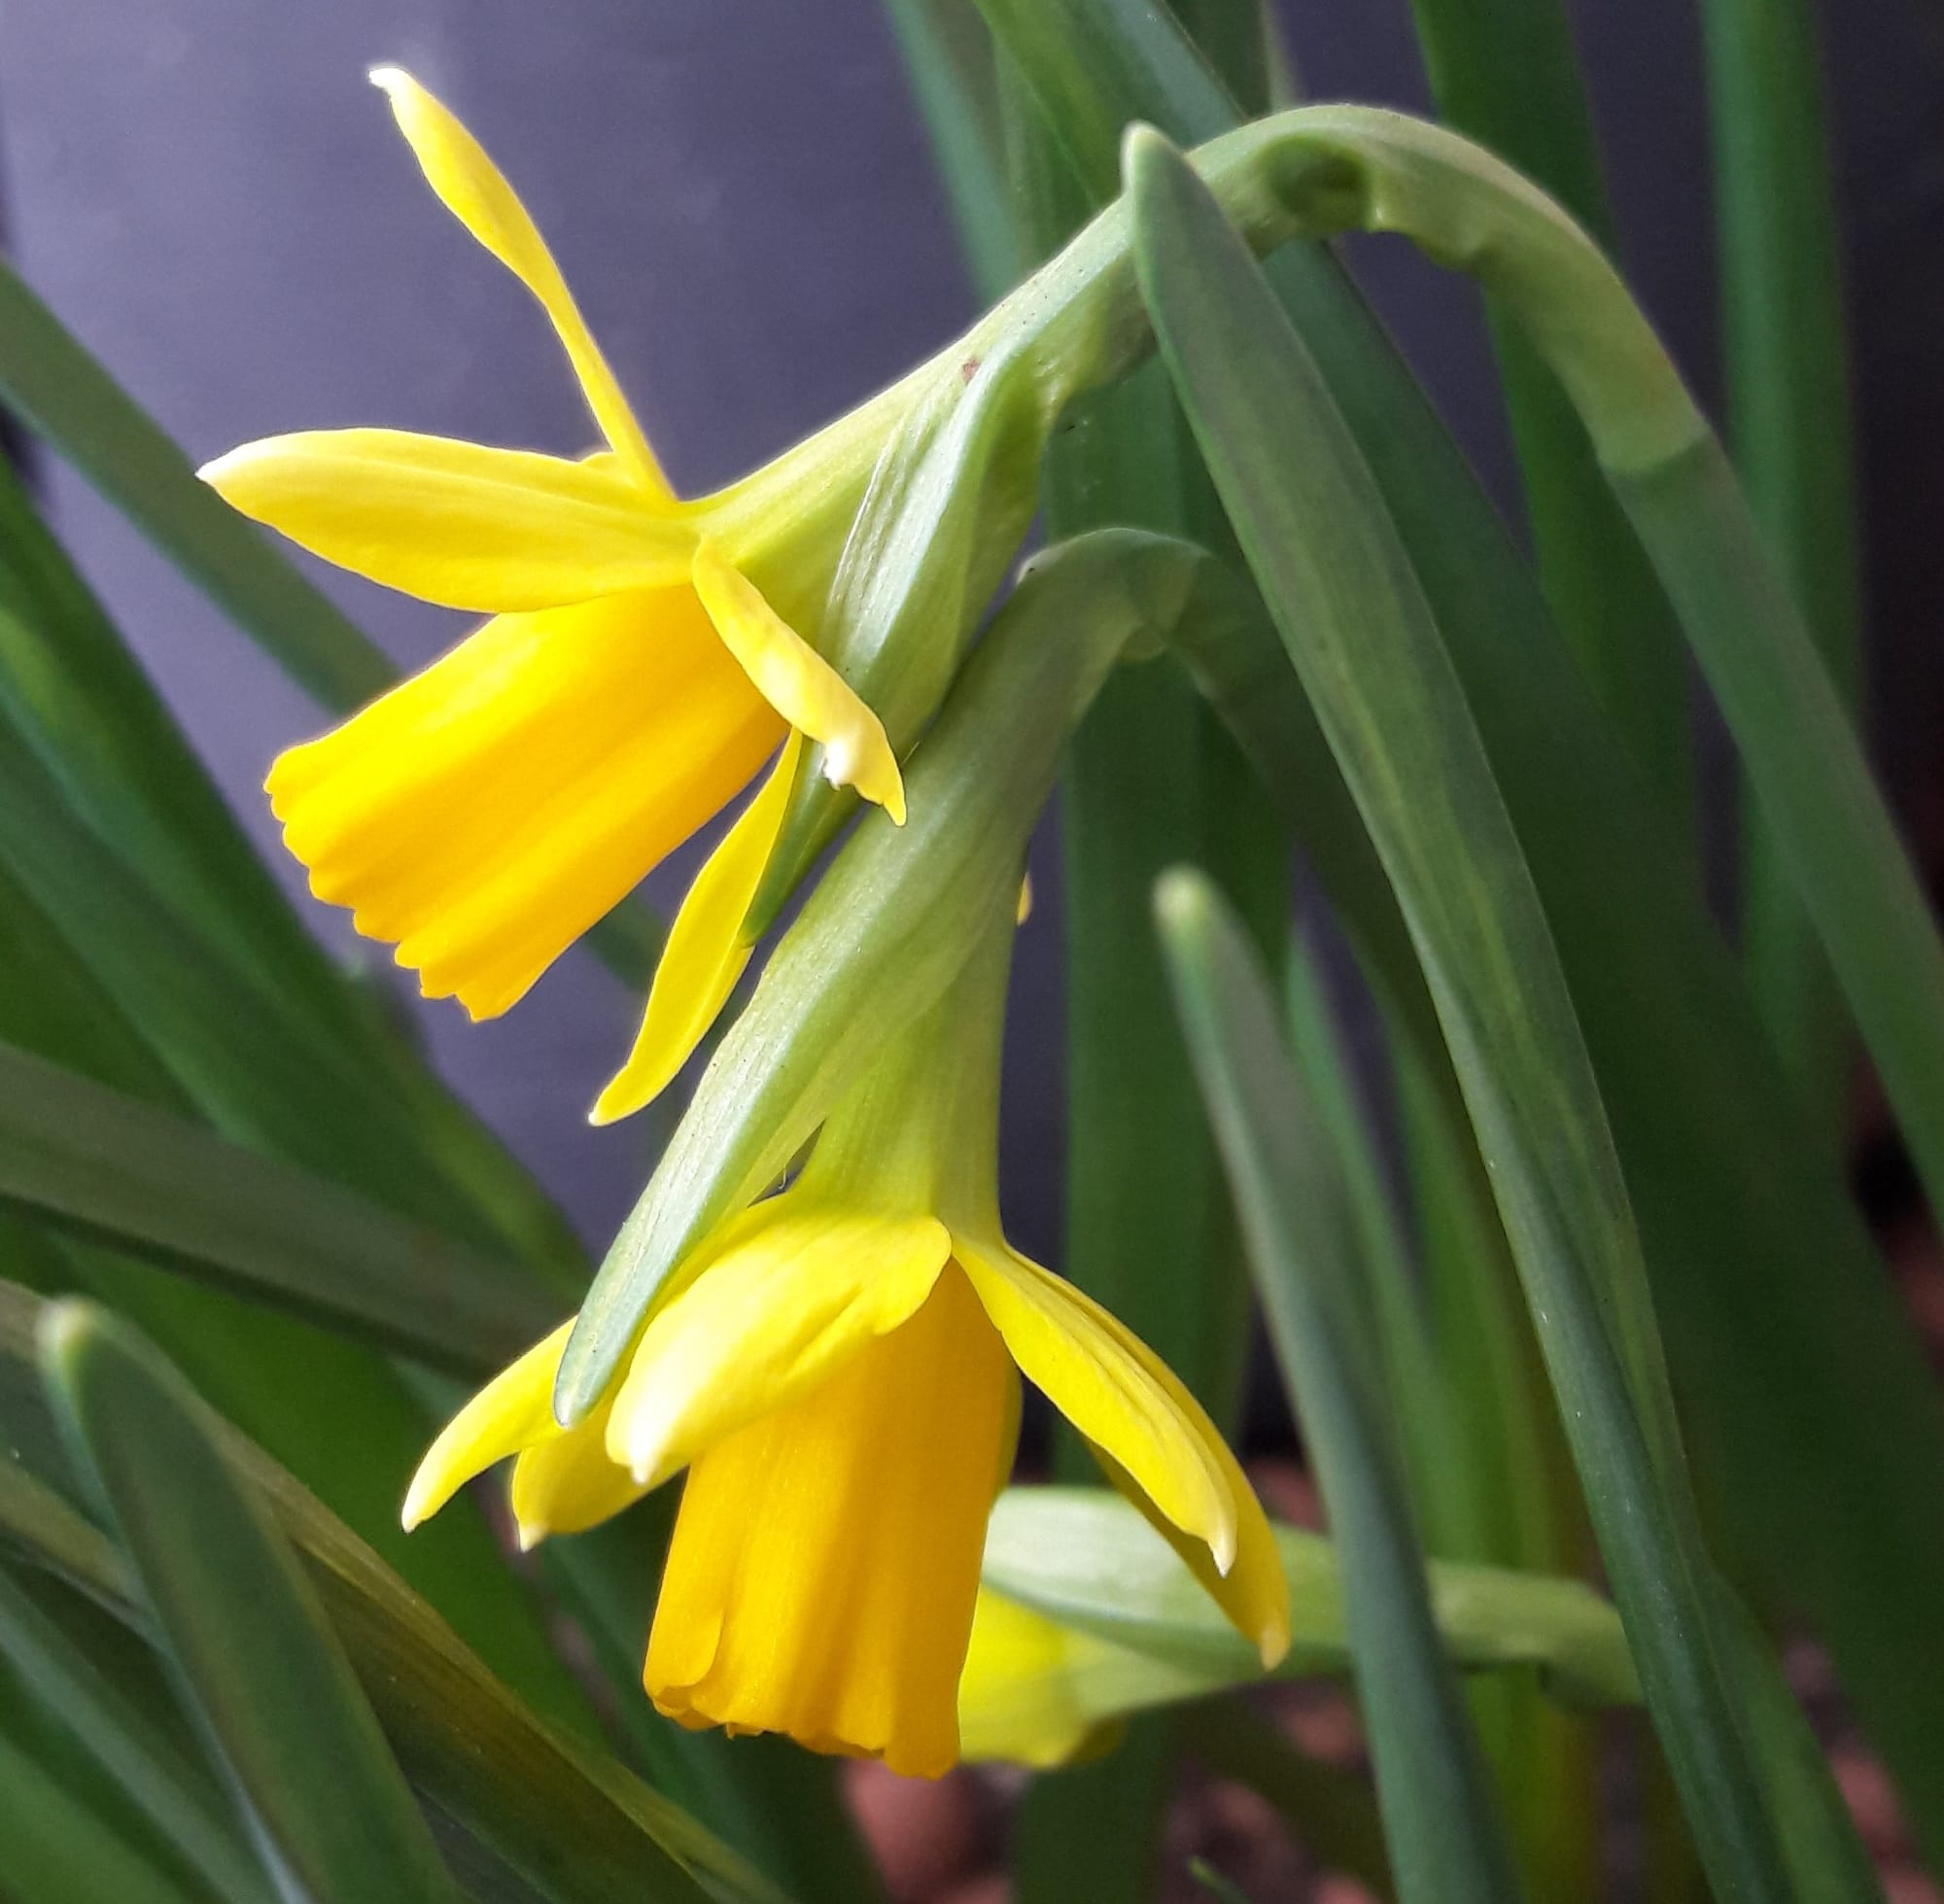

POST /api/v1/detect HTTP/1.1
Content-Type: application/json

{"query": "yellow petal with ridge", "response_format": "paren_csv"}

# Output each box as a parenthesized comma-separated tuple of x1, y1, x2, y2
(201, 430, 691, 612)
(954, 1238, 1289, 1666)
(401, 1322, 571, 1530)
(368, 66, 672, 502)
(590, 731, 801, 1125)
(605, 1203, 953, 1489)
(268, 587, 782, 1019)
(691, 539, 906, 822)
(644, 1263, 1010, 1778)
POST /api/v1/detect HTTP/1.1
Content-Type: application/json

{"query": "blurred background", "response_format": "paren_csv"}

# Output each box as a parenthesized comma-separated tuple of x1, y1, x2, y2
(4, 0, 1943, 1270)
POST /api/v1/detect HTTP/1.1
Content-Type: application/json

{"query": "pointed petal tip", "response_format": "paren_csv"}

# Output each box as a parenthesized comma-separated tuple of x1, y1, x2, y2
(366, 63, 409, 95)
(587, 1066, 664, 1128)
(515, 1518, 546, 1553)
(399, 1477, 434, 1533)
(1258, 1616, 1291, 1672)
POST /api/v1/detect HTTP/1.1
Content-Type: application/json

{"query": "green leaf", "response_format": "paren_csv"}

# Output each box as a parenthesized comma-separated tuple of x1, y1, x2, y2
(0, 1565, 274, 1904)
(0, 1717, 207, 1904)
(1197, 103, 1944, 1260)
(1701, 0, 1862, 1120)
(0, 712, 538, 1259)
(975, 1490, 1637, 1715)
(1018, 83, 1944, 1866)
(882, 0, 1017, 301)
(0, 260, 391, 710)
(0, 809, 595, 1737)
(0, 1280, 768, 1904)
(1128, 130, 1793, 1898)
(0, 1037, 555, 1375)
(40, 1298, 462, 1904)
(1161, 871, 1524, 1902)
(1400, 0, 1693, 811)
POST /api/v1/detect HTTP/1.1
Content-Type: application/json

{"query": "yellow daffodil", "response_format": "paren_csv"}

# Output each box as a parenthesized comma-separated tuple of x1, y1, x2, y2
(401, 917, 1288, 1778)
(200, 68, 913, 1123)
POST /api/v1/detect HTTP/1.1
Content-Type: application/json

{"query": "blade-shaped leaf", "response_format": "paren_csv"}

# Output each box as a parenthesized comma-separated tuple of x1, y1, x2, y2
(989, 60, 1944, 1861)
(1702, 0, 1862, 1118)
(0, 1280, 763, 1904)
(1401, 0, 1693, 810)
(0, 1716, 207, 1904)
(0, 1037, 555, 1375)
(1158, 869, 1522, 1901)
(882, 0, 1016, 301)
(970, 1488, 1637, 1742)
(0, 817, 595, 1736)
(1129, 130, 1792, 1899)
(0, 1564, 274, 1904)
(41, 1298, 462, 1904)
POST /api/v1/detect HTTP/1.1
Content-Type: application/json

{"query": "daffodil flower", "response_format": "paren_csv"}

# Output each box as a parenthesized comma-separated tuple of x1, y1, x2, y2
(200, 69, 911, 1124)
(402, 915, 1288, 1778)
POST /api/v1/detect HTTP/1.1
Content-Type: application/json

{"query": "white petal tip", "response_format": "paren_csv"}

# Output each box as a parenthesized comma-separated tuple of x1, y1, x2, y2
(819, 742, 856, 792)
(367, 64, 408, 93)
(515, 1520, 547, 1553)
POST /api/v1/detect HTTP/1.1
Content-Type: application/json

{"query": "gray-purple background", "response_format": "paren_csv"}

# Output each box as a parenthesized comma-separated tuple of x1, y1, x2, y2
(4, 0, 1942, 1263)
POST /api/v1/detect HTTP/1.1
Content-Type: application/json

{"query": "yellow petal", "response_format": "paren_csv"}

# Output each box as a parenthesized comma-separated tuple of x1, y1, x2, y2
(369, 67, 672, 502)
(200, 431, 691, 612)
(605, 1203, 953, 1488)
(269, 587, 782, 1018)
(401, 1322, 571, 1530)
(644, 1263, 1011, 1778)
(691, 539, 906, 822)
(1087, 1438, 1290, 1672)
(590, 732, 802, 1125)
(954, 1238, 1289, 1665)
(956, 1590, 1153, 1769)
(508, 1392, 643, 1549)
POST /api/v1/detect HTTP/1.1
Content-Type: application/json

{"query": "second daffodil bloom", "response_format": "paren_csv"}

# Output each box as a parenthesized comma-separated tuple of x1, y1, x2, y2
(201, 68, 911, 1123)
(402, 915, 1289, 1778)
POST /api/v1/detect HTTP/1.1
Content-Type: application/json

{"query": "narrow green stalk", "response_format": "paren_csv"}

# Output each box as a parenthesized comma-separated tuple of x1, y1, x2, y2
(43, 1301, 463, 1904)
(1702, 0, 1862, 1125)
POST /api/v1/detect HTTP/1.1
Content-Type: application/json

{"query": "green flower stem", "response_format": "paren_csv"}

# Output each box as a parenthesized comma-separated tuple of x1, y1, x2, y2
(903, 91, 1944, 1285)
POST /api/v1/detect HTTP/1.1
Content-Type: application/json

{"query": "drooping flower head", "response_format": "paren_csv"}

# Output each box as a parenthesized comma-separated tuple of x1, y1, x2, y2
(201, 70, 918, 1123)
(403, 910, 1289, 1777)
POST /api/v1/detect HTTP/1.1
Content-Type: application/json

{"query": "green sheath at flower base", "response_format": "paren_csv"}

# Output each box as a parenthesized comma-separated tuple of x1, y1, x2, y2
(554, 529, 1213, 1420)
